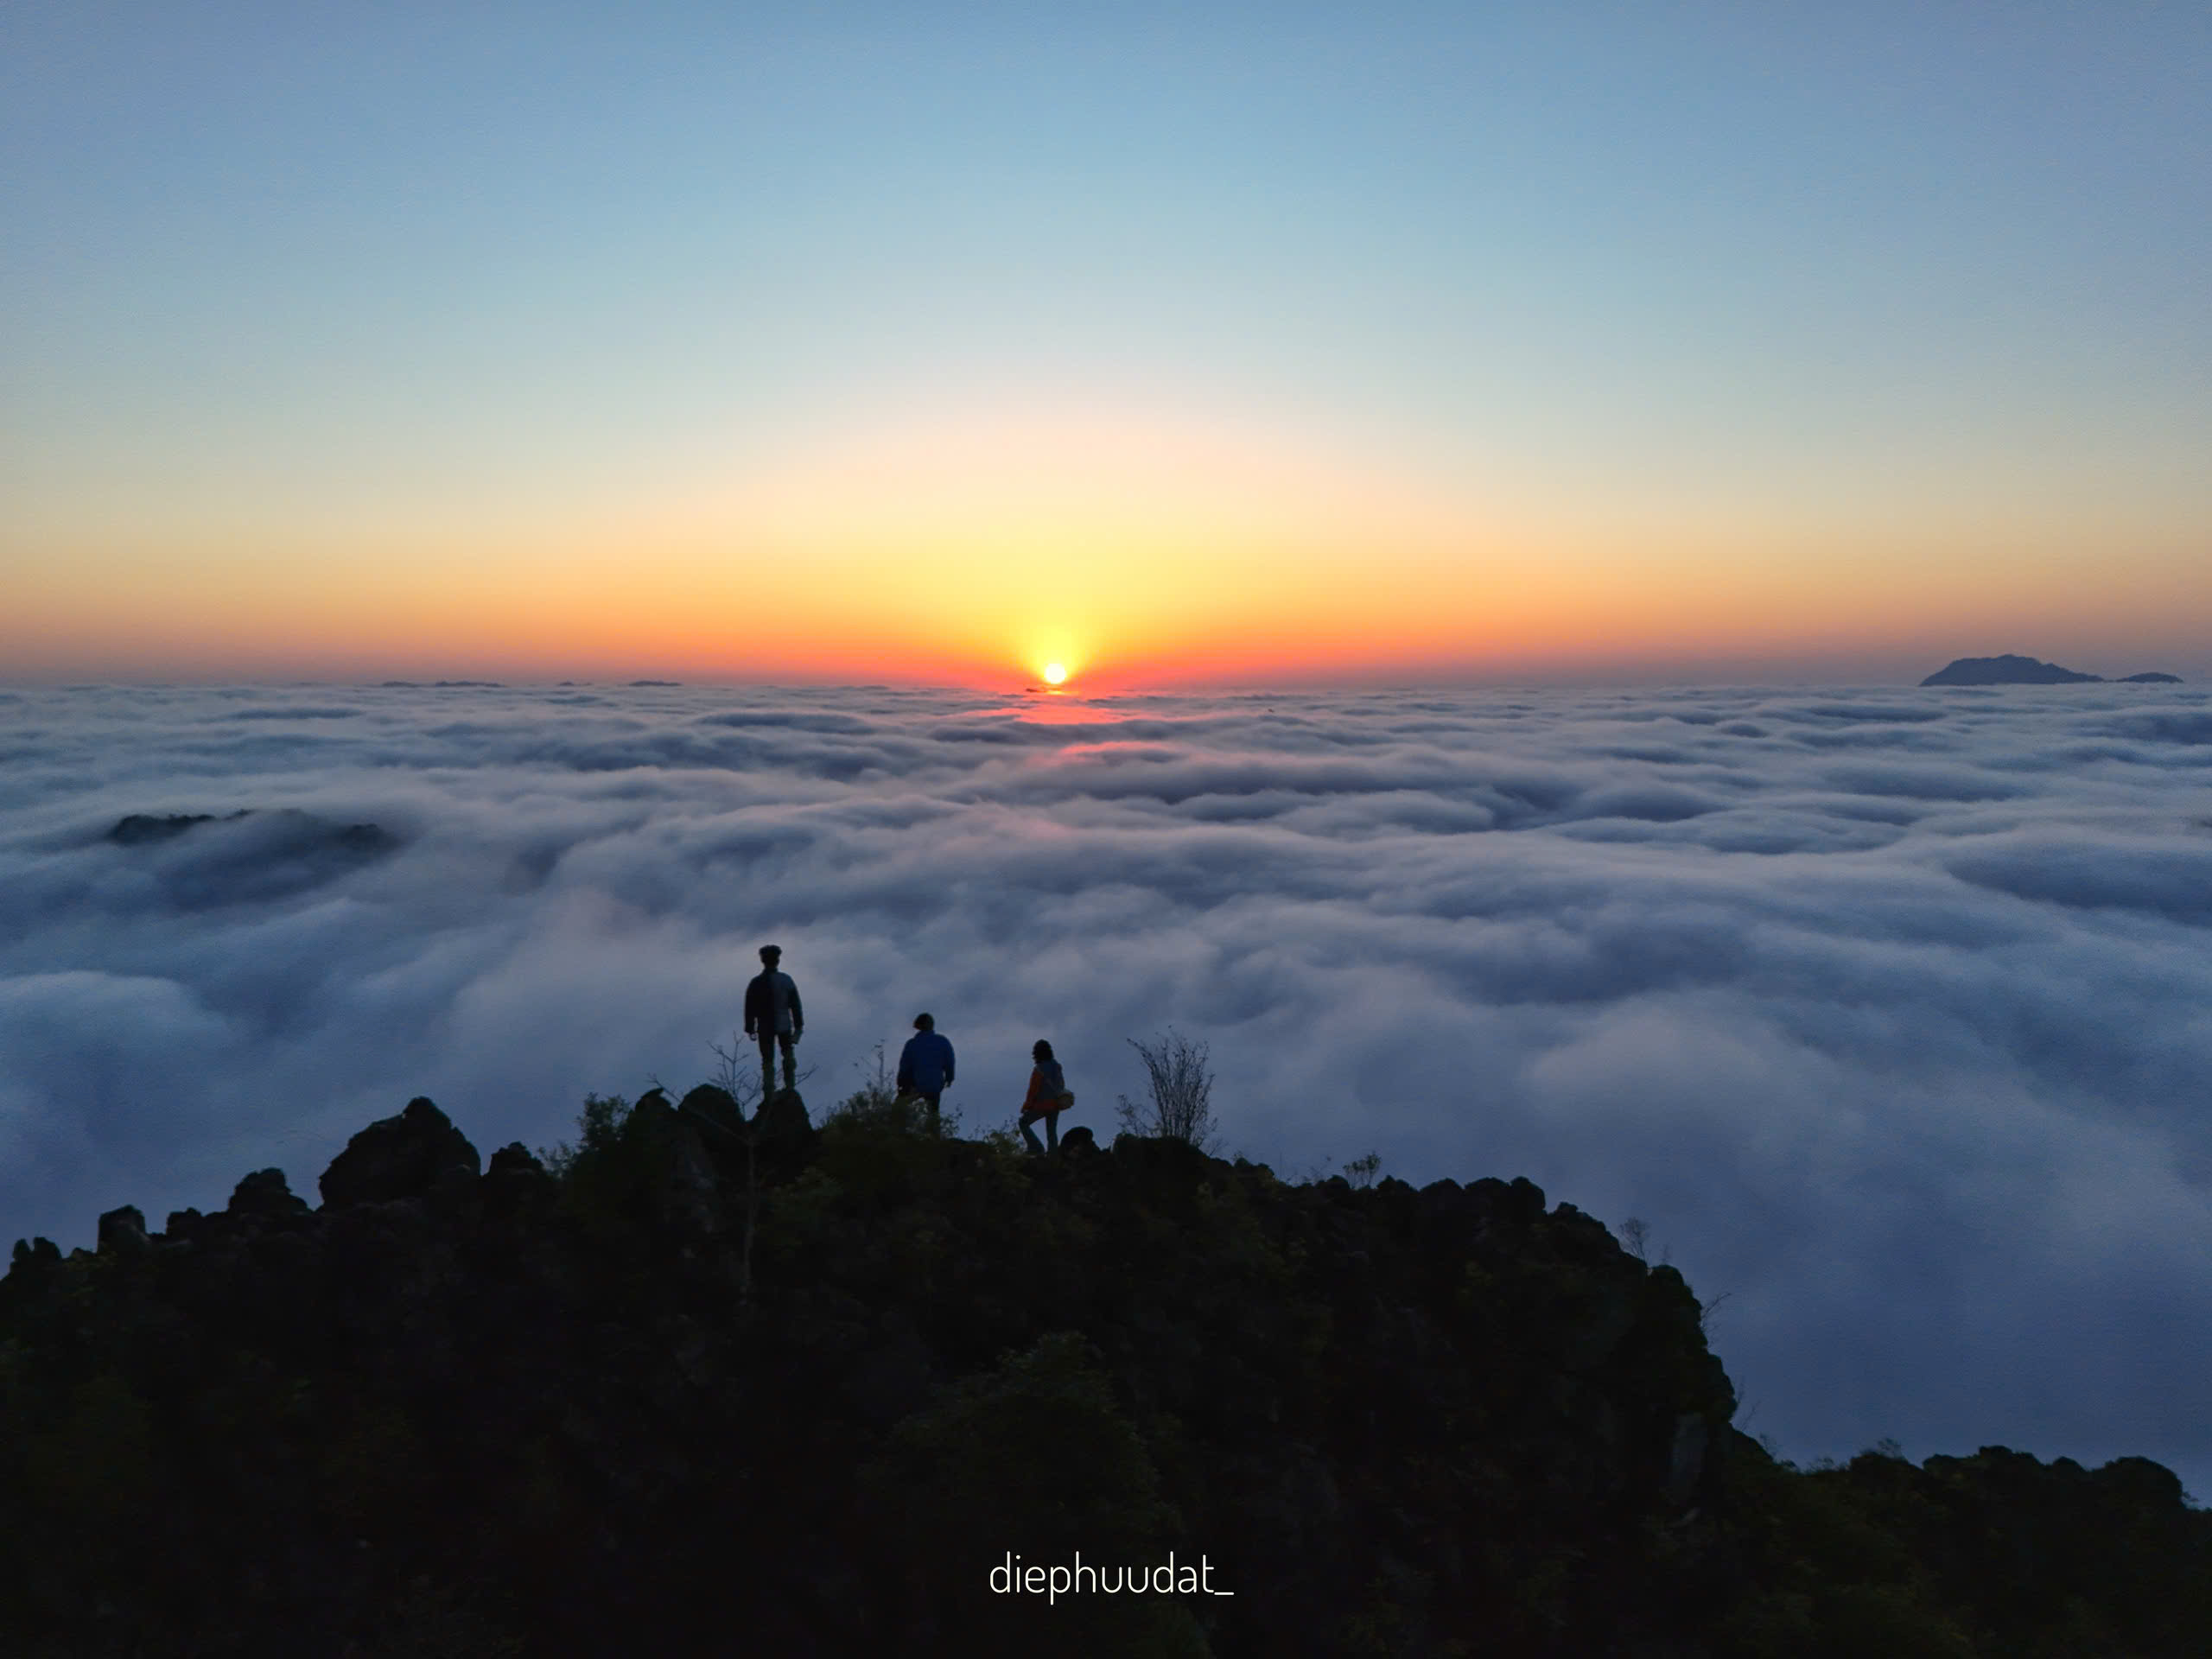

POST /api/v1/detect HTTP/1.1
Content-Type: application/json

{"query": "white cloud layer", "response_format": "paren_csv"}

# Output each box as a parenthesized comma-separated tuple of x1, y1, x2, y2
(4, 678, 2210, 1495)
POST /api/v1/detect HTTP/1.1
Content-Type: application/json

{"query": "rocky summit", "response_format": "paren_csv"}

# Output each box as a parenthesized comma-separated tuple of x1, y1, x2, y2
(2, 1090, 2205, 1657)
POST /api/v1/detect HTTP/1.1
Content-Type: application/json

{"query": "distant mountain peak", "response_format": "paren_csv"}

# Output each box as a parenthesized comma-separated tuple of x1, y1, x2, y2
(1919, 654, 2184, 687)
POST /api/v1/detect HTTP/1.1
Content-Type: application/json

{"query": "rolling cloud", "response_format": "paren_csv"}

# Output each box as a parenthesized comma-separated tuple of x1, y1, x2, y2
(3, 678, 2209, 1496)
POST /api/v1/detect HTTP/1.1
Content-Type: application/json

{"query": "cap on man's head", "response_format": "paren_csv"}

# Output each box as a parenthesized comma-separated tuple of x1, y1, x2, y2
(913, 1013, 933, 1030)
(758, 944, 782, 963)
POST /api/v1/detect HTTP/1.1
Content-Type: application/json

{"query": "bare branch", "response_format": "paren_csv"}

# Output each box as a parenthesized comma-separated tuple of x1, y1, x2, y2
(1116, 1027, 1219, 1151)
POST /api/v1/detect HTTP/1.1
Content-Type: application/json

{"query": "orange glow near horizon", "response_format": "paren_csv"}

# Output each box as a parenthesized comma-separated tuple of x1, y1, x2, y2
(6, 396, 2209, 686)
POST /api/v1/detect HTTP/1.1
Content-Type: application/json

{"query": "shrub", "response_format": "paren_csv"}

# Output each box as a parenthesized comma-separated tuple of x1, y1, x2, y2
(1116, 1028, 1219, 1152)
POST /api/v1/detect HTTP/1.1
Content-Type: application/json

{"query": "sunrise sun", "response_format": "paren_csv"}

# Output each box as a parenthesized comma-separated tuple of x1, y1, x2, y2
(1042, 662, 1068, 685)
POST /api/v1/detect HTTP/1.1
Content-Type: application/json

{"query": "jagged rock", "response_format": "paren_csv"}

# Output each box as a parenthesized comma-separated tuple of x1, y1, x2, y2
(1466, 1173, 1547, 1227)
(164, 1207, 205, 1241)
(1666, 1413, 1710, 1506)
(1545, 1202, 1626, 1265)
(632, 1090, 721, 1233)
(754, 1086, 810, 1134)
(227, 1167, 310, 1219)
(97, 1205, 149, 1254)
(320, 1096, 482, 1209)
(1560, 1278, 1639, 1374)
(753, 1089, 816, 1174)
(480, 1142, 556, 1218)
(1109, 1131, 1211, 1180)
(486, 1141, 545, 1179)
(677, 1084, 747, 1144)
(1412, 1178, 1471, 1247)
(1058, 1125, 1099, 1155)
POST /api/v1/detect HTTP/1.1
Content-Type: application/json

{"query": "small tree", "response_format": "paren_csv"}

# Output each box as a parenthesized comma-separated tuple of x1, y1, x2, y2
(1116, 1028, 1219, 1152)
(827, 1039, 899, 1125)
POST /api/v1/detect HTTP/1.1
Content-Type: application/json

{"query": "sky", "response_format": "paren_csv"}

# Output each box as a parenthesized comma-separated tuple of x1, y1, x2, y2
(3, 679, 2210, 1499)
(5, 2, 2209, 685)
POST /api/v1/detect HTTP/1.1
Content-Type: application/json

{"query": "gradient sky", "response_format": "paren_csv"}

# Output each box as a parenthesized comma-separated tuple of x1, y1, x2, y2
(5, 3, 2208, 686)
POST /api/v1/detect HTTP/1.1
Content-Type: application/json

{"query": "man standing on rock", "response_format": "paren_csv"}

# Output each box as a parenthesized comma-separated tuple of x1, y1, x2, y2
(896, 1012, 956, 1128)
(744, 944, 804, 1096)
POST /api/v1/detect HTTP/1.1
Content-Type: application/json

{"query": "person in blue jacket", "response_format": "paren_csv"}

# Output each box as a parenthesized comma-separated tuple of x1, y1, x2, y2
(896, 1012, 957, 1127)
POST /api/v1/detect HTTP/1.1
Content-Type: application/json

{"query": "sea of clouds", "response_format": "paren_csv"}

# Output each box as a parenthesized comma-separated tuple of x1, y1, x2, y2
(3, 678, 2209, 1494)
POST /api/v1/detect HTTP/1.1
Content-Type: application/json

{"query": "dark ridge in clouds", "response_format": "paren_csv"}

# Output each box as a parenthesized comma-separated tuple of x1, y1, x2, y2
(108, 810, 249, 845)
(3, 681, 2209, 1498)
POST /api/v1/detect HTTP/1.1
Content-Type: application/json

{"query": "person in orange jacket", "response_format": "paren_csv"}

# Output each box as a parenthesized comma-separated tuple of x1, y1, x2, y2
(1018, 1039, 1072, 1155)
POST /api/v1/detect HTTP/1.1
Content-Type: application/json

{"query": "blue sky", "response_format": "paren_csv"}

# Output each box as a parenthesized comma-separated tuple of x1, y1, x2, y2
(4, 3, 2208, 680)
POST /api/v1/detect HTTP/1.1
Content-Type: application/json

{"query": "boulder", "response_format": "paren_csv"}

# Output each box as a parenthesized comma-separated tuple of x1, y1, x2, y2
(480, 1142, 556, 1218)
(677, 1084, 747, 1145)
(754, 1087, 813, 1147)
(97, 1205, 149, 1254)
(486, 1141, 546, 1180)
(1466, 1174, 1548, 1228)
(633, 1091, 721, 1233)
(227, 1168, 310, 1219)
(1413, 1178, 1471, 1248)
(8, 1236, 62, 1282)
(320, 1096, 482, 1209)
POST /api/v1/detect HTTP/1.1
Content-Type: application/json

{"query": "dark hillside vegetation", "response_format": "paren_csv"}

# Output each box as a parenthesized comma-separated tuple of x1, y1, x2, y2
(2, 1090, 2203, 1656)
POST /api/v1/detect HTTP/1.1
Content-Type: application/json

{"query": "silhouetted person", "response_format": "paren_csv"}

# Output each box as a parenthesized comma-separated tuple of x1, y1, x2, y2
(1018, 1039, 1071, 1155)
(896, 1013, 956, 1127)
(744, 944, 804, 1096)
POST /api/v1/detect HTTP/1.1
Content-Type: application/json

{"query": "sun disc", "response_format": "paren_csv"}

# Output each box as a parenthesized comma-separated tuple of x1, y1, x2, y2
(1042, 662, 1068, 684)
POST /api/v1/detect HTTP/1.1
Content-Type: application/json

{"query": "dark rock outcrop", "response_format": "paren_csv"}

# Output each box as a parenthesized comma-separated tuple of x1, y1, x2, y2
(480, 1141, 556, 1220)
(628, 1087, 721, 1234)
(226, 1166, 311, 1219)
(677, 1083, 747, 1141)
(319, 1096, 482, 1208)
(96, 1205, 148, 1254)
(752, 1086, 817, 1174)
